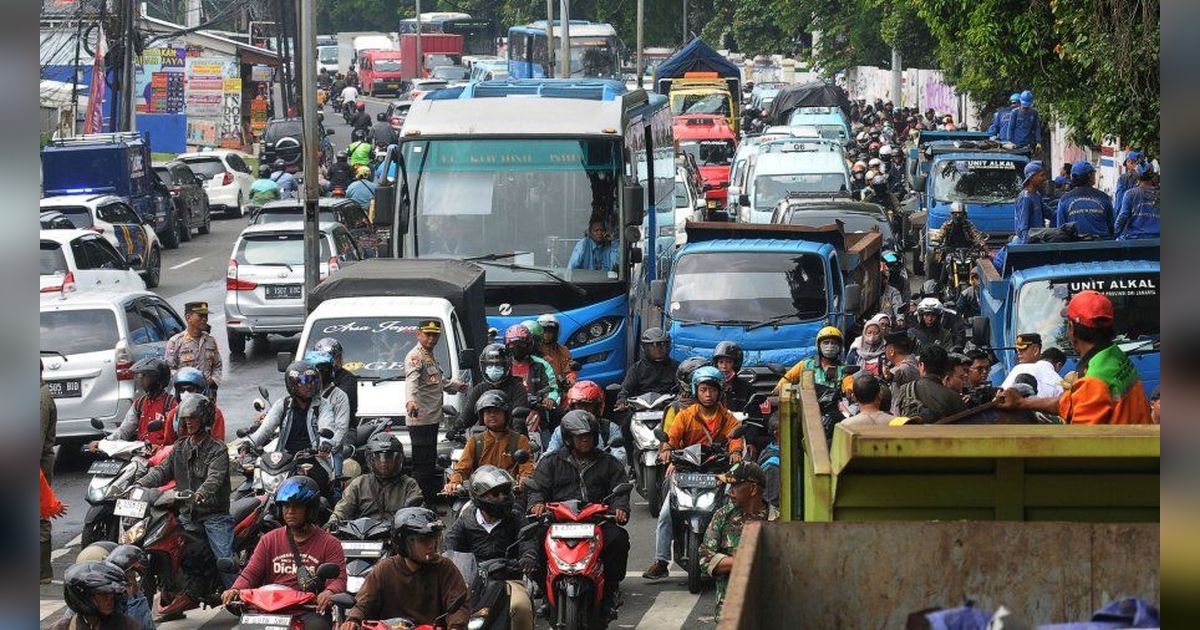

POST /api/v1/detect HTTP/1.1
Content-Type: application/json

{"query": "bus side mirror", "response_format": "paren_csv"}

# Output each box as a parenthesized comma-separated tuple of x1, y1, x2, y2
(623, 183, 645, 226)
(912, 174, 927, 193)
(650, 280, 666, 308)
(458, 348, 477, 369)
(373, 183, 395, 227)
(971, 316, 990, 347)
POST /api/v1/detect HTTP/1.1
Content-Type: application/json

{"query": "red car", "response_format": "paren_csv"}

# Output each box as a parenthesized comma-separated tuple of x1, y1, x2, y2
(672, 114, 737, 207)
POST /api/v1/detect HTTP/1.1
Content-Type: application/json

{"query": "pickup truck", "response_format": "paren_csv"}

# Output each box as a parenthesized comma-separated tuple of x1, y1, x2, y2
(971, 239, 1160, 396)
(649, 221, 880, 392)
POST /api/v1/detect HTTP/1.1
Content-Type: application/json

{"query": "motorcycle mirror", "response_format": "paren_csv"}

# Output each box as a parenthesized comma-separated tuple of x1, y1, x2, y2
(844, 365, 862, 376)
(765, 362, 787, 375)
(215, 558, 237, 574)
(611, 482, 634, 496)
(442, 405, 459, 418)
(604, 383, 621, 393)
(436, 454, 451, 468)
(736, 368, 757, 384)
(315, 563, 340, 580)
(512, 449, 530, 465)
(319, 428, 335, 439)
(405, 494, 425, 507)
(90, 418, 105, 430)
(258, 385, 271, 400)
(653, 428, 669, 443)
(342, 444, 355, 459)
(607, 436, 625, 450)
(512, 406, 531, 419)
(147, 420, 165, 433)
(253, 399, 267, 412)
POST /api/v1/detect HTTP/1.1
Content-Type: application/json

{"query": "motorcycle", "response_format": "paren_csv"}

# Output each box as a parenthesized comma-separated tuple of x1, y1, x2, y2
(653, 438, 730, 594)
(329, 592, 469, 630)
(332, 516, 393, 596)
(525, 482, 634, 630)
(81, 429, 168, 544)
(221, 560, 342, 629)
(445, 538, 531, 630)
(623, 392, 674, 517)
(939, 246, 979, 304)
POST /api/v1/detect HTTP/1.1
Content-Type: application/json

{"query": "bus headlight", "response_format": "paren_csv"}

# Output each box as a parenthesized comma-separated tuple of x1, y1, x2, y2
(566, 317, 622, 349)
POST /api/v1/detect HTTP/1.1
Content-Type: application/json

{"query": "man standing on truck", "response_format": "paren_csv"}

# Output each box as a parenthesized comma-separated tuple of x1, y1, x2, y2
(987, 93, 1020, 141)
(1055, 161, 1115, 238)
(1013, 161, 1053, 244)
(995, 290, 1153, 424)
(405, 320, 469, 503)
(165, 302, 223, 393)
(1113, 150, 1143, 209)
(1115, 162, 1160, 240)
(699, 461, 777, 617)
(1004, 90, 1041, 154)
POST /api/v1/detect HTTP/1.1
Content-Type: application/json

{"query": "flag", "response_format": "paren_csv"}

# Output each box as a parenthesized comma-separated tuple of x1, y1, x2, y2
(84, 24, 107, 133)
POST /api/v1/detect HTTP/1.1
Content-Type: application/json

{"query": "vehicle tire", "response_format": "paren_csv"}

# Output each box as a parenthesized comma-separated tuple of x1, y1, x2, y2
(160, 215, 180, 250)
(233, 192, 244, 218)
(179, 212, 193, 242)
(198, 202, 211, 234)
(562, 593, 585, 630)
(143, 247, 161, 288)
(686, 529, 702, 594)
(228, 329, 247, 355)
(645, 466, 664, 518)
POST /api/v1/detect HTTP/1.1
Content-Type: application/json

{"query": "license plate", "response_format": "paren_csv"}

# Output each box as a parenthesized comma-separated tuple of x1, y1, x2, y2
(87, 460, 125, 476)
(675, 473, 719, 488)
(633, 411, 661, 422)
(347, 575, 365, 593)
(341, 540, 385, 557)
(549, 523, 595, 539)
(239, 614, 293, 630)
(113, 498, 148, 518)
(264, 284, 302, 300)
(46, 379, 82, 398)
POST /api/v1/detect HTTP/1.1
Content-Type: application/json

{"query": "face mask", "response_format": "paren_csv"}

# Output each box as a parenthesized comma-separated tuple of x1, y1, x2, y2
(819, 341, 841, 359)
(863, 333, 880, 346)
(484, 365, 506, 382)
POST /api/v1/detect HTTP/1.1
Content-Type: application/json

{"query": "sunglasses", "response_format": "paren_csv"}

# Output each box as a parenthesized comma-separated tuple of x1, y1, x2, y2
(177, 384, 201, 393)
(294, 374, 320, 386)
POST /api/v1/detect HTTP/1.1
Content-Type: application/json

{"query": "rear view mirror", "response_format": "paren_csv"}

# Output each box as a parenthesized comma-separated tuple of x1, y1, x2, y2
(653, 428, 669, 443)
(519, 522, 541, 539)
(512, 406, 531, 420)
(765, 362, 786, 375)
(607, 436, 625, 449)
(276, 352, 292, 372)
(216, 558, 237, 573)
(736, 368, 757, 384)
(442, 405, 459, 418)
(325, 128, 336, 136)
(319, 428, 335, 439)
(373, 183, 395, 227)
(512, 449, 530, 465)
(623, 183, 645, 226)
(649, 280, 666, 308)
(738, 194, 750, 207)
(147, 420, 164, 433)
(315, 562, 340, 580)
(971, 316, 990, 347)
(612, 482, 634, 496)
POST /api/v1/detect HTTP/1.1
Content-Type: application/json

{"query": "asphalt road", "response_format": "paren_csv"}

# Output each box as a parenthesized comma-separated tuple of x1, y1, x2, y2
(39, 100, 717, 628)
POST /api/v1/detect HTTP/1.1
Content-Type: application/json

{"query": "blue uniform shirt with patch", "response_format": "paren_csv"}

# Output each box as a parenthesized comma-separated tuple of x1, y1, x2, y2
(1013, 188, 1052, 243)
(1004, 107, 1041, 147)
(1115, 185, 1160, 240)
(1055, 185, 1114, 238)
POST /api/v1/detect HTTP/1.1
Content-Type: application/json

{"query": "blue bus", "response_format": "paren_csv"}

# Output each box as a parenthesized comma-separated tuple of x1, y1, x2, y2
(374, 79, 674, 385)
(506, 21, 622, 80)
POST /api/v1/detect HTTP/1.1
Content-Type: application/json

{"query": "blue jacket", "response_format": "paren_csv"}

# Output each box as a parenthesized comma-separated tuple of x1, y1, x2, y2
(271, 171, 298, 199)
(1013, 188, 1052, 243)
(988, 107, 1015, 140)
(1115, 185, 1160, 240)
(1055, 186, 1114, 238)
(1113, 171, 1137, 209)
(1004, 107, 1041, 147)
(346, 179, 376, 209)
(567, 237, 619, 271)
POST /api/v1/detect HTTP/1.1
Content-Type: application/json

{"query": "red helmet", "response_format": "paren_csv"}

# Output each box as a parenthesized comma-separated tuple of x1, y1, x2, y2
(566, 380, 605, 417)
(357, 101, 366, 111)
(504, 324, 532, 345)
(868, 141, 882, 154)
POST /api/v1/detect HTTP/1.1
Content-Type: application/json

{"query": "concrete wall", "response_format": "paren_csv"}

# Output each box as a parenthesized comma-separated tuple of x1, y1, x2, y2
(844, 66, 984, 129)
(721, 521, 1159, 629)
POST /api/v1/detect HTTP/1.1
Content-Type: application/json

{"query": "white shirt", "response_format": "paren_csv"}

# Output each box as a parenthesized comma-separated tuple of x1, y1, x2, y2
(341, 85, 359, 102)
(475, 507, 501, 533)
(1000, 360, 1064, 399)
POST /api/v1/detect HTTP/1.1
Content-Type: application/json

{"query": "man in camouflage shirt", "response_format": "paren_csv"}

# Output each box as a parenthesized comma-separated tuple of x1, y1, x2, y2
(165, 302, 223, 390)
(700, 461, 779, 617)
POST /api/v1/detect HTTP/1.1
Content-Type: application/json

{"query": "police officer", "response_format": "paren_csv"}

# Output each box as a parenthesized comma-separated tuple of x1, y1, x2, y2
(1055, 161, 1115, 238)
(404, 320, 467, 502)
(165, 302, 223, 393)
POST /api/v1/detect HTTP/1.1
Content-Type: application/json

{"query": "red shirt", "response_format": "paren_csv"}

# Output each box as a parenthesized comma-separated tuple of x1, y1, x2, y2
(136, 393, 172, 446)
(162, 406, 226, 444)
(232, 526, 347, 593)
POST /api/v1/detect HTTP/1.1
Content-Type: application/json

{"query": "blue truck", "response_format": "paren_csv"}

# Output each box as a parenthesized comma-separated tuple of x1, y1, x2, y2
(971, 239, 1160, 396)
(649, 221, 881, 389)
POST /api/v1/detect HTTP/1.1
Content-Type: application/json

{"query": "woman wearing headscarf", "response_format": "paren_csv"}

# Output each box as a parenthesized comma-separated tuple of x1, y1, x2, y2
(847, 314, 889, 375)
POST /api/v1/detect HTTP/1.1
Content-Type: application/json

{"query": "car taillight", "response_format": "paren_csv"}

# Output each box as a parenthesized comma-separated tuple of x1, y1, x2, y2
(226, 260, 258, 291)
(169, 186, 181, 194)
(223, 171, 234, 186)
(327, 256, 340, 275)
(42, 271, 77, 295)
(116, 344, 134, 381)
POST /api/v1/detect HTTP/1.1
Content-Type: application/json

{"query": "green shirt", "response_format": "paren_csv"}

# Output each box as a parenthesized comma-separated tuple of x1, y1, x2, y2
(699, 501, 779, 616)
(348, 141, 373, 167)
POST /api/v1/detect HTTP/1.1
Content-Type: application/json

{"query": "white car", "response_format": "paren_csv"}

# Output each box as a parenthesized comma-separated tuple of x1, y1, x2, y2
(41, 229, 147, 296)
(40, 194, 163, 287)
(177, 150, 256, 218)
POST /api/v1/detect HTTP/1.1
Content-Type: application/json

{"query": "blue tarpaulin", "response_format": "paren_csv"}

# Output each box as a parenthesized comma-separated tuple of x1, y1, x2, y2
(652, 38, 741, 94)
(135, 114, 187, 154)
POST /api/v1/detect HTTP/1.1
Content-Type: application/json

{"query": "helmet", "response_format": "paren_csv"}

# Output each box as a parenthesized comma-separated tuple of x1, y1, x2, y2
(1009, 92, 1020, 104)
(560, 409, 600, 446)
(478, 343, 512, 385)
(537, 313, 560, 331)
(852, 161, 867, 174)
(273, 159, 286, 169)
(640, 327, 670, 345)
(175, 392, 215, 431)
(467, 465, 516, 519)
(871, 174, 888, 187)
(284, 360, 321, 400)
(351, 128, 368, 142)
(474, 390, 511, 427)
(313, 337, 344, 363)
(503, 324, 534, 360)
(365, 432, 405, 480)
(131, 357, 169, 393)
(304, 350, 335, 386)
(63, 561, 128, 616)
(106, 545, 148, 574)
(392, 507, 445, 562)
(865, 169, 879, 181)
(336, 150, 348, 161)
(690, 365, 724, 398)
(712, 341, 744, 372)
(354, 165, 371, 180)
(357, 101, 366, 111)
(816, 326, 843, 346)
(172, 367, 209, 397)
(258, 164, 272, 178)
(916, 297, 943, 316)
(1019, 90, 1034, 107)
(75, 541, 117, 563)
(921, 279, 941, 296)
(274, 476, 322, 524)
(856, 131, 869, 144)
(879, 145, 893, 158)
(521, 319, 544, 339)
(677, 356, 710, 390)
(566, 380, 605, 416)
(868, 142, 881, 155)
(950, 201, 967, 216)
(868, 157, 883, 170)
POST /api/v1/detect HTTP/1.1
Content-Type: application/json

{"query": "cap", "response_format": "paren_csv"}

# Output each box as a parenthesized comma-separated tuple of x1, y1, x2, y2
(1014, 333, 1042, 350)
(1022, 161, 1045, 187)
(1070, 160, 1095, 178)
(418, 320, 443, 334)
(1053, 175, 1069, 187)
(717, 461, 766, 487)
(1066, 290, 1114, 328)
(185, 301, 209, 315)
(1125, 150, 1144, 164)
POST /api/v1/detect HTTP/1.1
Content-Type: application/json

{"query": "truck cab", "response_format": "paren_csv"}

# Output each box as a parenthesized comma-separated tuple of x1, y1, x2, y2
(359, 50, 406, 96)
(973, 240, 1160, 396)
(667, 75, 739, 136)
(672, 114, 737, 207)
(737, 139, 850, 224)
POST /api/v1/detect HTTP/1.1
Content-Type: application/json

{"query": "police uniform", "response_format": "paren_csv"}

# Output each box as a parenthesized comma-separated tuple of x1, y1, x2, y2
(165, 302, 223, 387)
(403, 320, 460, 501)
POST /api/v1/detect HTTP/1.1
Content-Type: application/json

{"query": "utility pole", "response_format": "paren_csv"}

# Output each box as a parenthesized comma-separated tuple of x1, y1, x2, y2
(891, 47, 902, 107)
(71, 13, 84, 135)
(297, 0, 320, 305)
(635, 0, 643, 87)
(544, 0, 554, 76)
(415, 0, 423, 79)
(559, 0, 570, 78)
(122, 0, 136, 131)
(681, 0, 687, 47)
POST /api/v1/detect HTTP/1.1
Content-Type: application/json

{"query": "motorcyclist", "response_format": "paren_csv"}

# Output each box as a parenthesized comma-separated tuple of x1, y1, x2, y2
(271, 159, 298, 200)
(306, 350, 352, 481)
(504, 324, 561, 412)
(327, 433, 421, 530)
(445, 391, 535, 494)
(455, 343, 530, 435)
(349, 102, 372, 134)
(224, 476, 347, 628)
(347, 126, 373, 168)
(345, 65, 359, 87)
(643, 366, 744, 581)
(339, 81, 360, 111)
(93, 357, 171, 448)
(371, 111, 396, 147)
(327, 151, 355, 192)
(616, 327, 679, 407)
(712, 341, 751, 410)
(1054, 160, 1115, 238)
(313, 337, 358, 432)
(544, 380, 626, 465)
(662, 357, 711, 434)
(774, 326, 851, 393)
(910, 297, 961, 351)
(106, 544, 154, 629)
(345, 165, 376, 210)
(939, 202, 988, 252)
(340, 508, 469, 630)
(246, 361, 341, 496)
(248, 164, 281, 207)
(162, 366, 226, 444)
(528, 410, 631, 613)
(135, 393, 235, 620)
(51, 561, 139, 630)
(444, 467, 536, 630)
(850, 161, 867, 193)
(537, 313, 574, 389)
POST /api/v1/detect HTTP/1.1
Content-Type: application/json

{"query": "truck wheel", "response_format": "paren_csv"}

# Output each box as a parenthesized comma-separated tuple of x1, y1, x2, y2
(160, 216, 180, 250)
(686, 529, 703, 594)
(228, 329, 247, 355)
(645, 466, 664, 518)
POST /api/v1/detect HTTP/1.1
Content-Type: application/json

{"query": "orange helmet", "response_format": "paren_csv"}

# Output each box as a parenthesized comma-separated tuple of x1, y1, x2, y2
(566, 380, 605, 417)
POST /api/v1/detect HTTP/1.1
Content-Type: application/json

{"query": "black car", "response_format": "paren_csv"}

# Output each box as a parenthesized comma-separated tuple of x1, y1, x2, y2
(771, 198, 895, 248)
(263, 117, 336, 172)
(249, 198, 388, 258)
(153, 161, 212, 243)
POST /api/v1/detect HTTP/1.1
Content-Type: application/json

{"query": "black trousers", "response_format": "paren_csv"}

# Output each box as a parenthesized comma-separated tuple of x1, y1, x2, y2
(409, 423, 441, 503)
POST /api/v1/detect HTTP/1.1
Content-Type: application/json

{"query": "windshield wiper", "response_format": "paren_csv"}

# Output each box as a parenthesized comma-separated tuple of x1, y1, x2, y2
(471, 260, 587, 297)
(253, 262, 295, 272)
(746, 311, 805, 331)
(462, 252, 520, 262)
(369, 373, 407, 386)
(1118, 337, 1160, 353)
(677, 318, 747, 328)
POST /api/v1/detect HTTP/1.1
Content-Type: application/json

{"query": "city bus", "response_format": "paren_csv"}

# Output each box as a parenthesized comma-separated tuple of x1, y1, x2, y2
(399, 12, 497, 56)
(372, 79, 674, 385)
(507, 21, 622, 80)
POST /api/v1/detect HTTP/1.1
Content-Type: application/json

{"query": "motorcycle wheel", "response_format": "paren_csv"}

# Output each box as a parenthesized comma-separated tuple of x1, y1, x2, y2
(645, 466, 664, 518)
(686, 530, 703, 594)
(562, 593, 586, 630)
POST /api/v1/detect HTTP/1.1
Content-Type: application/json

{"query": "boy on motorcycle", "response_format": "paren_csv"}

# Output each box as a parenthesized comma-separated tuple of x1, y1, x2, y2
(340, 508, 470, 630)
(643, 367, 743, 581)
(712, 341, 751, 411)
(51, 561, 140, 630)
(543, 380, 626, 465)
(454, 344, 529, 435)
(162, 367, 227, 443)
(135, 393, 235, 621)
(326, 433, 421, 530)
(444, 391, 535, 494)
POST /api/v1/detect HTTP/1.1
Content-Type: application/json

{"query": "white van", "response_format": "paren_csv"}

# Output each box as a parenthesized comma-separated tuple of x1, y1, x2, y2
(738, 140, 851, 224)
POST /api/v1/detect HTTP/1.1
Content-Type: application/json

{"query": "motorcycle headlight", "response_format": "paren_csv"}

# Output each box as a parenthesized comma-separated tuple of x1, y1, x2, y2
(550, 546, 597, 573)
(672, 487, 693, 509)
(928, 228, 943, 244)
(468, 618, 486, 630)
(565, 317, 622, 349)
(87, 482, 108, 504)
(695, 490, 718, 510)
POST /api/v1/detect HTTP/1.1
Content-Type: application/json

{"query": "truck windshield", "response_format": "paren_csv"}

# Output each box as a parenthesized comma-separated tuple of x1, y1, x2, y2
(669, 252, 827, 324)
(679, 140, 735, 167)
(754, 173, 847, 210)
(311, 317, 450, 378)
(404, 138, 622, 282)
(933, 159, 1023, 203)
(318, 46, 338, 64)
(374, 60, 402, 72)
(1015, 273, 1160, 356)
(674, 93, 730, 116)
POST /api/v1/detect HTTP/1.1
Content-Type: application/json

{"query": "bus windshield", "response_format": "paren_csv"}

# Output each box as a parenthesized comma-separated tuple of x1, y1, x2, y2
(1015, 273, 1160, 356)
(565, 37, 621, 78)
(404, 138, 622, 282)
(933, 158, 1024, 203)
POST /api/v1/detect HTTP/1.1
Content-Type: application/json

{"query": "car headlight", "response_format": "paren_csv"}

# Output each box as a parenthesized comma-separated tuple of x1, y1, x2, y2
(566, 317, 622, 349)
(672, 487, 693, 509)
(695, 490, 718, 510)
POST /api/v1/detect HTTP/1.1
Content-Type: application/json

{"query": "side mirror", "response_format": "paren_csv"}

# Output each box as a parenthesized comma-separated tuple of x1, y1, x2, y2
(442, 405, 459, 418)
(607, 436, 625, 449)
(90, 418, 105, 430)
(765, 362, 786, 375)
(605, 383, 621, 393)
(653, 428, 669, 443)
(445, 592, 468, 615)
(971, 316, 990, 347)
(649, 279, 666, 308)
(611, 482, 634, 496)
(331, 592, 357, 609)
(736, 368, 757, 384)
(253, 398, 267, 413)
(623, 183, 645, 226)
(512, 449, 530, 465)
(236, 426, 253, 438)
(737, 193, 750, 207)
(844, 283, 861, 314)
(912, 174, 927, 193)
(325, 128, 336, 136)
(373, 183, 395, 228)
(405, 494, 425, 507)
(512, 406, 531, 420)
(276, 352, 292, 372)
(315, 562, 340, 580)
(146, 420, 164, 433)
(257, 385, 270, 400)
(457, 348, 477, 370)
(437, 453, 451, 468)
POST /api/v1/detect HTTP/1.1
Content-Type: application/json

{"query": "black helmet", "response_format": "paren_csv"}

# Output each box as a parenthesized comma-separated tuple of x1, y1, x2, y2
(274, 476, 322, 524)
(258, 164, 272, 178)
(677, 356, 711, 390)
(336, 150, 348, 161)
(273, 159, 286, 169)
(175, 392, 215, 432)
(467, 465, 516, 519)
(131, 357, 169, 393)
(392, 507, 445, 563)
(478, 343, 512, 385)
(365, 433, 405, 480)
(106, 545, 148, 573)
(351, 128, 367, 141)
(474, 390, 510, 427)
(712, 341, 744, 372)
(313, 337, 344, 363)
(560, 409, 599, 447)
(63, 561, 127, 616)
(377, 111, 387, 122)
(640, 327, 670, 346)
(284, 360, 321, 400)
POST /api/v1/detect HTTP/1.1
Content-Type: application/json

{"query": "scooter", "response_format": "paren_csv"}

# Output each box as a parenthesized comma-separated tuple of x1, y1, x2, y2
(654, 437, 730, 594)
(623, 392, 675, 517)
(221, 559, 342, 629)
(445, 538, 530, 630)
(329, 592, 469, 630)
(332, 517, 393, 596)
(526, 482, 634, 630)
(81, 438, 157, 544)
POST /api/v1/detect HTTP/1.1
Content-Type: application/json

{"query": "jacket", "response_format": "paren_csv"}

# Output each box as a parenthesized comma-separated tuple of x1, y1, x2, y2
(455, 378, 528, 432)
(249, 178, 281, 205)
(1115, 185, 1160, 240)
(567, 237, 619, 271)
(111, 391, 171, 445)
(232, 526, 347, 593)
(1059, 343, 1152, 425)
(40, 384, 57, 479)
(250, 396, 342, 452)
(618, 357, 680, 401)
(544, 416, 626, 465)
(1113, 171, 1137, 209)
(1003, 107, 1041, 147)
(332, 367, 358, 427)
(511, 355, 560, 405)
(371, 120, 396, 146)
(346, 555, 468, 629)
(527, 448, 631, 513)
(1014, 189, 1053, 243)
(330, 473, 422, 524)
(541, 343, 573, 383)
(445, 504, 537, 564)
(136, 434, 230, 520)
(328, 162, 354, 189)
(892, 375, 968, 421)
(1055, 186, 1114, 238)
(666, 404, 744, 455)
(449, 429, 534, 486)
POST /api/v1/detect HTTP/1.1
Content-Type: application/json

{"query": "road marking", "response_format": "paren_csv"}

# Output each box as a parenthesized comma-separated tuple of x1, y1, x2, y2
(50, 546, 75, 561)
(635, 590, 702, 629)
(41, 600, 65, 621)
(625, 570, 687, 578)
(170, 256, 203, 270)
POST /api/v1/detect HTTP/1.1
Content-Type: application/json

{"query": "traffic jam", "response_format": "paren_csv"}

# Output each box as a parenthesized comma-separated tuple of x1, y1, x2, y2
(38, 5, 1160, 630)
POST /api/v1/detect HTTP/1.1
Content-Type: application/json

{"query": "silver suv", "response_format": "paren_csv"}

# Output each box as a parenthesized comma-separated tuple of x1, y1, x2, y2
(225, 221, 362, 354)
(40, 290, 185, 443)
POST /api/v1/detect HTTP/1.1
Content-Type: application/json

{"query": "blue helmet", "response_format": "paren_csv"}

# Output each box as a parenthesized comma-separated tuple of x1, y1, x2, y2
(1009, 92, 1020, 104)
(172, 367, 209, 397)
(691, 365, 724, 397)
(303, 350, 334, 384)
(274, 476, 322, 523)
(1019, 90, 1034, 107)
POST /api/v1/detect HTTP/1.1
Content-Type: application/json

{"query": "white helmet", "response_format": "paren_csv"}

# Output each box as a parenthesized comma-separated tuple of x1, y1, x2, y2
(879, 145, 893, 157)
(916, 297, 943, 315)
(865, 169, 879, 180)
(852, 160, 867, 173)
(868, 157, 883, 170)
(536, 313, 559, 328)
(950, 201, 967, 216)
